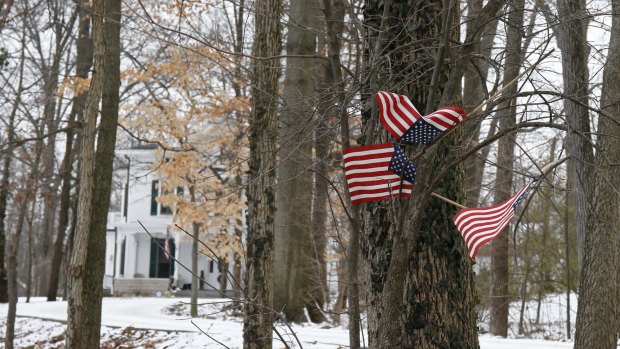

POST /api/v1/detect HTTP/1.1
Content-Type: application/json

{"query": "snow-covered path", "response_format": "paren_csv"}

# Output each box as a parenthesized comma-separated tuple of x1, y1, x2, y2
(0, 297, 574, 348)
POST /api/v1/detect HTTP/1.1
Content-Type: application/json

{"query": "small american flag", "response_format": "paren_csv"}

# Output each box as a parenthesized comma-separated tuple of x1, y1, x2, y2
(343, 143, 416, 205)
(375, 91, 466, 144)
(453, 181, 535, 260)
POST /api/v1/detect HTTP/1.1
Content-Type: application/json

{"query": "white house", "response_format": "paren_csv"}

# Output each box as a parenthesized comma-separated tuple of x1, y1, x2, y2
(103, 144, 237, 297)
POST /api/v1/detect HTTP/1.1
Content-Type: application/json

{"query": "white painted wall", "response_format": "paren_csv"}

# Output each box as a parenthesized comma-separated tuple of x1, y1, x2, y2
(107, 147, 238, 293)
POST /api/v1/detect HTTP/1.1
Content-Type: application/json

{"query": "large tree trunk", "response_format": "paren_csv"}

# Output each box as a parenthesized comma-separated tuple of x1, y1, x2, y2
(242, 0, 282, 344)
(273, 0, 318, 323)
(489, 0, 524, 337)
(79, 0, 121, 346)
(65, 0, 107, 345)
(574, 1, 620, 347)
(360, 0, 481, 347)
(556, 0, 593, 269)
(47, 0, 93, 301)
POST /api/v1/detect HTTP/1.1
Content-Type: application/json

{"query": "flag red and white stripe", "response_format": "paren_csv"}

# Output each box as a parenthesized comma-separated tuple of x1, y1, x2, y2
(453, 182, 533, 260)
(375, 91, 422, 140)
(343, 143, 414, 205)
(375, 91, 466, 143)
(424, 107, 465, 131)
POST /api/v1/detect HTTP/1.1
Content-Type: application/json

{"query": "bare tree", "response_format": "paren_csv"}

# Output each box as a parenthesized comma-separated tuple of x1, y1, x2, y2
(273, 0, 319, 323)
(489, 0, 524, 336)
(359, 0, 503, 346)
(574, 0, 620, 346)
(242, 0, 283, 345)
(77, 0, 121, 346)
(47, 0, 93, 301)
(65, 0, 107, 345)
(556, 0, 594, 269)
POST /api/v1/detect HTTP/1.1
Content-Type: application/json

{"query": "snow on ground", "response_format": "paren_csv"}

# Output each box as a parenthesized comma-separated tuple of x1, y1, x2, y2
(478, 292, 577, 341)
(0, 296, 574, 348)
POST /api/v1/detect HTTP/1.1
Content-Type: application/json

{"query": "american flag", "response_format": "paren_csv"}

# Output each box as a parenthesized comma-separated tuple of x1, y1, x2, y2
(453, 181, 535, 260)
(343, 143, 417, 205)
(375, 91, 466, 144)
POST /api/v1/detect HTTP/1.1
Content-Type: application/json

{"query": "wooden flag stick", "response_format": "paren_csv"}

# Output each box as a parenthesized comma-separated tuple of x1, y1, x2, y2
(431, 192, 467, 209)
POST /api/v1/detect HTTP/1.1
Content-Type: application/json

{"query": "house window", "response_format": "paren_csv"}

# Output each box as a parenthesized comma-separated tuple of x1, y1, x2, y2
(151, 181, 159, 216)
(149, 238, 175, 278)
(151, 180, 182, 216)
(209, 260, 215, 273)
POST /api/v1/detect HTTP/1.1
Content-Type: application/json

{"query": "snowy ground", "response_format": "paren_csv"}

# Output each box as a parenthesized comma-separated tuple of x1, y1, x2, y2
(0, 296, 575, 348)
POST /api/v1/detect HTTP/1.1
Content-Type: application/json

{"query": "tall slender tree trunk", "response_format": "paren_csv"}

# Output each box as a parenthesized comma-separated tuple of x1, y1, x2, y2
(309, 67, 332, 322)
(65, 0, 107, 345)
(6, 160, 41, 349)
(518, 225, 532, 335)
(190, 186, 199, 318)
(242, 0, 282, 343)
(37, 2, 74, 295)
(556, 0, 593, 269)
(321, 0, 362, 342)
(25, 194, 37, 303)
(79, 0, 121, 346)
(462, 0, 500, 207)
(47, 0, 92, 301)
(231, 0, 245, 303)
(489, 0, 524, 336)
(0, 15, 26, 303)
(574, 1, 620, 347)
(273, 0, 318, 323)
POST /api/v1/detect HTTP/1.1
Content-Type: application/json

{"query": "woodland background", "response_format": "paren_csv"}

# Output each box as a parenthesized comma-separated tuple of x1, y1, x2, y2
(0, 0, 619, 348)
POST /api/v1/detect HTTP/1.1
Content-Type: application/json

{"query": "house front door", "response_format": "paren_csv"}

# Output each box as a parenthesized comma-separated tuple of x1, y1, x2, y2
(149, 237, 175, 278)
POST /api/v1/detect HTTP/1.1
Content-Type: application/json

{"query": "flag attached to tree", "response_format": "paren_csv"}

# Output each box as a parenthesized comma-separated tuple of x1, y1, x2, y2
(375, 91, 466, 144)
(343, 143, 416, 205)
(453, 181, 535, 260)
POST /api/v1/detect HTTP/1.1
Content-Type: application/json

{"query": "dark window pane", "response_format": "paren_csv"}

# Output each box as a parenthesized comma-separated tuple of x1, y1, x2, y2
(151, 180, 159, 216)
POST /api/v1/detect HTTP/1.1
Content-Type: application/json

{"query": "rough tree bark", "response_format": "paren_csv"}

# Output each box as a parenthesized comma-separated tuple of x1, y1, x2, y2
(556, 0, 594, 269)
(273, 0, 318, 323)
(78, 0, 121, 346)
(360, 0, 484, 347)
(65, 0, 107, 345)
(231, 0, 245, 303)
(242, 0, 282, 344)
(47, 0, 93, 301)
(489, 0, 523, 337)
(574, 0, 620, 347)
